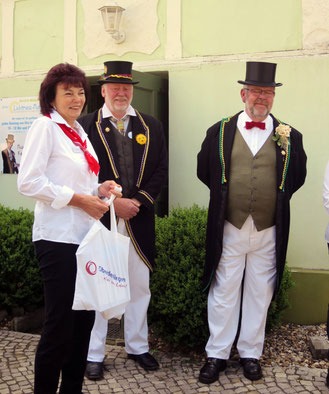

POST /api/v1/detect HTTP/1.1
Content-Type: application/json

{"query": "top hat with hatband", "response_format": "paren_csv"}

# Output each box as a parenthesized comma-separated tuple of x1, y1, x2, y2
(98, 61, 139, 85)
(6, 134, 15, 143)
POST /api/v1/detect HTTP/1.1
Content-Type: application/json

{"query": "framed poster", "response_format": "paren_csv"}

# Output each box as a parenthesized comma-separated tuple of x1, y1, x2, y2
(0, 97, 40, 174)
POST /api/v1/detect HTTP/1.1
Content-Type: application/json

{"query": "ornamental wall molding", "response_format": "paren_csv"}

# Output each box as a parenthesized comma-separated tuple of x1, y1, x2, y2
(1, 48, 329, 81)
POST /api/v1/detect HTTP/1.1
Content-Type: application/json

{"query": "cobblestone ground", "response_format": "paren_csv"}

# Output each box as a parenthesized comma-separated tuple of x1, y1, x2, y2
(0, 330, 328, 393)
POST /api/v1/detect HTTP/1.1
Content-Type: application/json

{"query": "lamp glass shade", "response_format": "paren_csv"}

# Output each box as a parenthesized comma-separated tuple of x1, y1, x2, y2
(99, 5, 125, 33)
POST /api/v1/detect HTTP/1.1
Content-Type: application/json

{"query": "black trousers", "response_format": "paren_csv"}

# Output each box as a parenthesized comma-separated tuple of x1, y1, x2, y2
(34, 240, 95, 394)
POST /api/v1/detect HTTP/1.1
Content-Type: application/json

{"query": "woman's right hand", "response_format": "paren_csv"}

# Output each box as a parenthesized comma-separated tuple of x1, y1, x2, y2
(98, 180, 122, 200)
(68, 194, 109, 220)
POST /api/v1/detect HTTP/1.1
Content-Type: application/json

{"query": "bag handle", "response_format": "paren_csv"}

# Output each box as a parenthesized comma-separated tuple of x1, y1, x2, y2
(109, 200, 117, 233)
(103, 185, 122, 234)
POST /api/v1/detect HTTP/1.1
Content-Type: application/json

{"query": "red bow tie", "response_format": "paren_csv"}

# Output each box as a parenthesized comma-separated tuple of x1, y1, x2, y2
(245, 121, 266, 130)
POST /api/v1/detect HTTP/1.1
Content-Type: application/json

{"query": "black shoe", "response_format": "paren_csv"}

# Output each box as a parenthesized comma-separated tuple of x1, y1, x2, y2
(127, 352, 160, 371)
(199, 358, 227, 384)
(240, 358, 263, 381)
(85, 361, 104, 380)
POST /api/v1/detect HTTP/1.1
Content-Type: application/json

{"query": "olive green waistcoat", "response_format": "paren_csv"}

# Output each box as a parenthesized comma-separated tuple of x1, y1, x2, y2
(112, 119, 134, 197)
(226, 128, 277, 231)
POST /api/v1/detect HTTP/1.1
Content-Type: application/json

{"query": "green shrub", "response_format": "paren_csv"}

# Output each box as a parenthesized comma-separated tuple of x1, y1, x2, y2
(149, 205, 208, 349)
(0, 204, 43, 311)
(149, 205, 294, 350)
(266, 265, 294, 330)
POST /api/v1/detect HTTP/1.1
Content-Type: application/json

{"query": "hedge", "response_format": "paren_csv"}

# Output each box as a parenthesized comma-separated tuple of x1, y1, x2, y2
(0, 203, 293, 348)
(0, 204, 43, 311)
(149, 205, 294, 349)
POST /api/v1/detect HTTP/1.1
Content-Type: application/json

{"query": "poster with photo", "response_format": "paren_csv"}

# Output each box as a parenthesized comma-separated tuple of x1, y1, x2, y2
(0, 97, 40, 174)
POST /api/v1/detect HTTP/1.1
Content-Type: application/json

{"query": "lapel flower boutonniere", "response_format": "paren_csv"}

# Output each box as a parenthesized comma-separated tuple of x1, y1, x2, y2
(136, 133, 147, 145)
(272, 124, 291, 156)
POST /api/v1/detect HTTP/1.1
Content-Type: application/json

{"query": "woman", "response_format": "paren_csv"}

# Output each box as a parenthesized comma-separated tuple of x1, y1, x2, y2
(18, 63, 121, 394)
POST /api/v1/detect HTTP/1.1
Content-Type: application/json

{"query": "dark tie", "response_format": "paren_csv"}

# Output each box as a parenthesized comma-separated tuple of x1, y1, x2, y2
(245, 121, 266, 130)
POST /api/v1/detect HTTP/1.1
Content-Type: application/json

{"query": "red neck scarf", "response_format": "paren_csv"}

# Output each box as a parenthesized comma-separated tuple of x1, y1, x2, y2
(46, 114, 100, 175)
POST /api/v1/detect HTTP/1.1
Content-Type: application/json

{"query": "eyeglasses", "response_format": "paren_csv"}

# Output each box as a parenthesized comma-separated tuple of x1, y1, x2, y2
(244, 88, 275, 97)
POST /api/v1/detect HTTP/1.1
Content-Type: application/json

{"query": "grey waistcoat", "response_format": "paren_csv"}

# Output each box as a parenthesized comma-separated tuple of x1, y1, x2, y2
(226, 128, 277, 231)
(112, 119, 134, 197)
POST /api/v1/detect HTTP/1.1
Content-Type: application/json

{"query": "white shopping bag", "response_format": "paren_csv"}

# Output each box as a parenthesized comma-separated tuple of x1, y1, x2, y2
(72, 200, 130, 320)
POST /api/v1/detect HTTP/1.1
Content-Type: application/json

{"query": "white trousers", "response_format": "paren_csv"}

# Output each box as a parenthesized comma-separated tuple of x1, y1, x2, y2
(206, 215, 276, 360)
(87, 219, 151, 362)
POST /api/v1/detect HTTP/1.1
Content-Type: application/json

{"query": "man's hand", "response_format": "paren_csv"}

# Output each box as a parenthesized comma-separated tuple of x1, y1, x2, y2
(113, 198, 141, 220)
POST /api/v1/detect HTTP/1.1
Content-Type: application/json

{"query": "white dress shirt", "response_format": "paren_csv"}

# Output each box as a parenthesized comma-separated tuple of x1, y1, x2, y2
(102, 103, 136, 135)
(237, 111, 274, 156)
(17, 110, 99, 244)
(323, 161, 329, 243)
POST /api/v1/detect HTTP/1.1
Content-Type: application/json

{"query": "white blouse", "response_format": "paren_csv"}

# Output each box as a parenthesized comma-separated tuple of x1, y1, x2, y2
(17, 110, 99, 244)
(323, 161, 329, 243)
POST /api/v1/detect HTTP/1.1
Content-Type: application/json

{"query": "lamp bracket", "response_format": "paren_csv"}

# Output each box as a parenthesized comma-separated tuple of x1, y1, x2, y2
(111, 30, 126, 44)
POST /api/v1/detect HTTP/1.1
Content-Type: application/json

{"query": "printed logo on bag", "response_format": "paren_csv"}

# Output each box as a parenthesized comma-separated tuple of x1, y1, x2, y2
(99, 265, 128, 288)
(85, 261, 97, 275)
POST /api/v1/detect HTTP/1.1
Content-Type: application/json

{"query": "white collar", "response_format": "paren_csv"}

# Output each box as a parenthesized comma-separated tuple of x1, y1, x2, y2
(238, 111, 273, 131)
(101, 104, 136, 119)
(48, 110, 84, 135)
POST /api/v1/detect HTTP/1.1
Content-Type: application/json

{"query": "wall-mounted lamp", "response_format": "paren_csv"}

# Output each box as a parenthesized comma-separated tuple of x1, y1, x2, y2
(99, 4, 126, 44)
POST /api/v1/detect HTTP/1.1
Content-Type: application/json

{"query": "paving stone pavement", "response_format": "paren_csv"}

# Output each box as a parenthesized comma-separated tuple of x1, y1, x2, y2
(0, 330, 328, 393)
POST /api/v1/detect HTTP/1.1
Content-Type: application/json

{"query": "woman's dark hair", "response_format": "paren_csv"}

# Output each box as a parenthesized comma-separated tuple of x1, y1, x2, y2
(39, 63, 90, 115)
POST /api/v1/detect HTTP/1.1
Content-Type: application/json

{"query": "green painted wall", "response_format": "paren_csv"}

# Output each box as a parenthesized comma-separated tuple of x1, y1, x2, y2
(0, 175, 35, 210)
(182, 0, 302, 57)
(14, 0, 64, 71)
(168, 56, 329, 272)
(283, 270, 329, 324)
(0, 77, 42, 98)
(0, 0, 2, 60)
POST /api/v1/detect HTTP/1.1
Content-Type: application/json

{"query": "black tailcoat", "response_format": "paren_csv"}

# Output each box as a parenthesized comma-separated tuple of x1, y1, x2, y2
(2, 148, 18, 174)
(197, 112, 307, 296)
(79, 109, 168, 271)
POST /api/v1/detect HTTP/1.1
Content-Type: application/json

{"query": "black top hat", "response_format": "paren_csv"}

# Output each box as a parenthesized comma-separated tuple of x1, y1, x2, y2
(238, 61, 282, 87)
(98, 61, 139, 85)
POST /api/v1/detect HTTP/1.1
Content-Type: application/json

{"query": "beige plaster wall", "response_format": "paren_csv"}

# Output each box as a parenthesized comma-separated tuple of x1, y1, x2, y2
(81, 0, 160, 58)
(303, 0, 329, 49)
